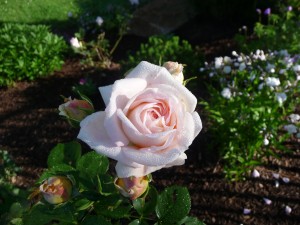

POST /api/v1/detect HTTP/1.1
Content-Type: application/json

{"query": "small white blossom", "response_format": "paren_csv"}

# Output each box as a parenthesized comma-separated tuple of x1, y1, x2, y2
(275, 180, 280, 188)
(279, 69, 286, 74)
(95, 16, 104, 26)
(258, 83, 264, 90)
(289, 114, 300, 123)
(232, 51, 238, 57)
(67, 12, 73, 17)
(252, 169, 260, 178)
(70, 37, 82, 48)
(221, 88, 232, 99)
(293, 65, 300, 72)
(266, 77, 280, 87)
(263, 198, 272, 205)
(272, 173, 280, 179)
(284, 124, 298, 134)
(263, 138, 269, 146)
(275, 92, 287, 105)
(223, 56, 232, 64)
(209, 72, 214, 77)
(239, 62, 246, 71)
(215, 57, 223, 69)
(243, 208, 251, 215)
(223, 66, 232, 74)
(282, 177, 290, 183)
(199, 67, 205, 72)
(285, 205, 292, 215)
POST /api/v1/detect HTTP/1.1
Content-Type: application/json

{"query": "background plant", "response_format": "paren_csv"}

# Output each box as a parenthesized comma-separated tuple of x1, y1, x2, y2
(199, 50, 299, 180)
(123, 35, 203, 77)
(0, 23, 66, 86)
(235, 3, 300, 54)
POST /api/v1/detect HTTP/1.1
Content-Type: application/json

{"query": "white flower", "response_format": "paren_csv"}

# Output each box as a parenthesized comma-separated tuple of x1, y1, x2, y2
(283, 124, 298, 134)
(223, 66, 231, 74)
(223, 56, 232, 64)
(285, 205, 292, 215)
(243, 208, 251, 214)
(263, 138, 269, 146)
(272, 173, 280, 179)
(70, 37, 82, 48)
(67, 12, 73, 17)
(282, 177, 290, 183)
(258, 83, 264, 90)
(163, 61, 184, 84)
(232, 51, 238, 57)
(263, 198, 272, 205)
(239, 62, 246, 71)
(252, 169, 260, 178)
(221, 88, 232, 99)
(293, 65, 300, 72)
(95, 16, 104, 26)
(279, 69, 286, 74)
(214, 57, 223, 69)
(266, 77, 280, 87)
(275, 92, 287, 105)
(129, 0, 139, 5)
(289, 114, 300, 123)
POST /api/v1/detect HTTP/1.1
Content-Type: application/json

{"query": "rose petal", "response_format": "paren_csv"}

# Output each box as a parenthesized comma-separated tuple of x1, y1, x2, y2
(126, 61, 197, 113)
(115, 161, 165, 177)
(121, 144, 183, 167)
(118, 109, 176, 147)
(103, 78, 148, 146)
(78, 112, 122, 160)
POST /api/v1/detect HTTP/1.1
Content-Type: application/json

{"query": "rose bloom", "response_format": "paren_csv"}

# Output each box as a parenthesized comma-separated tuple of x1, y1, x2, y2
(78, 61, 202, 177)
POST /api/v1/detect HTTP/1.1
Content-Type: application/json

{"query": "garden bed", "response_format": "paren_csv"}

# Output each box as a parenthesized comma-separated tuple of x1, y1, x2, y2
(1, 34, 300, 224)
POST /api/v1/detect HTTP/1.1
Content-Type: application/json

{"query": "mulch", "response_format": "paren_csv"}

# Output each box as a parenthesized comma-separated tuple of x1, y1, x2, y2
(1, 26, 300, 225)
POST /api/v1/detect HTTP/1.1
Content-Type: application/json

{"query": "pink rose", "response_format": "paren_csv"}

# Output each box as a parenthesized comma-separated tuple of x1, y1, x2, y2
(78, 61, 202, 177)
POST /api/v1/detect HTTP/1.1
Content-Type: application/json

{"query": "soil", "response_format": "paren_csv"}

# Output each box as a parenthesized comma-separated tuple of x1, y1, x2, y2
(1, 16, 300, 225)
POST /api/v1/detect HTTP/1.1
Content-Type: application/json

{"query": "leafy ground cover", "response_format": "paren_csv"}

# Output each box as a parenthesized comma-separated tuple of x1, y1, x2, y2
(0, 25, 300, 225)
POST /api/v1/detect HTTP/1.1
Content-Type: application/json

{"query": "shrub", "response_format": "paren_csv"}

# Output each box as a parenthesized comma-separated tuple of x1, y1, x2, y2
(235, 5, 300, 54)
(200, 50, 300, 180)
(0, 23, 67, 86)
(123, 35, 203, 77)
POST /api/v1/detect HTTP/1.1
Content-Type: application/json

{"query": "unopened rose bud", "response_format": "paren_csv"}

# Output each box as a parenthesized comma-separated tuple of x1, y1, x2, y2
(114, 176, 149, 200)
(59, 97, 94, 124)
(163, 61, 184, 84)
(39, 176, 72, 204)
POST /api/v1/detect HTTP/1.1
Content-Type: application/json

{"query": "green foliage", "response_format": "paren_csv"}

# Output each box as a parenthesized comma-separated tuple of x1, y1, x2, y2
(200, 50, 299, 180)
(0, 23, 67, 86)
(124, 35, 203, 76)
(2, 142, 204, 225)
(235, 6, 300, 53)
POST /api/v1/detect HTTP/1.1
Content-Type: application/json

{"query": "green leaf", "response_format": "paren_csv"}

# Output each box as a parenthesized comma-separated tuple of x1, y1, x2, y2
(47, 141, 81, 168)
(133, 186, 158, 216)
(81, 215, 111, 225)
(23, 203, 75, 225)
(94, 194, 131, 219)
(76, 151, 109, 178)
(156, 186, 191, 225)
(178, 216, 206, 225)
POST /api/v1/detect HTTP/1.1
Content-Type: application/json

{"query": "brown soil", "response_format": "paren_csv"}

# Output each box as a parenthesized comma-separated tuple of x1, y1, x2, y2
(1, 23, 300, 225)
